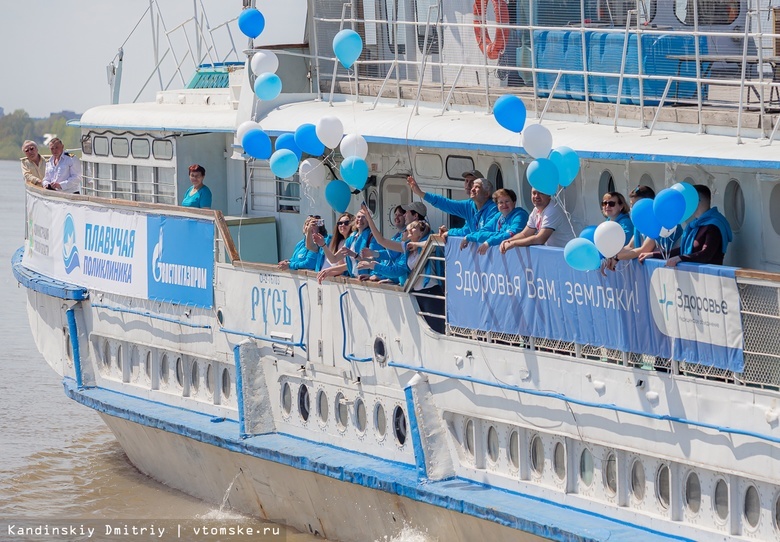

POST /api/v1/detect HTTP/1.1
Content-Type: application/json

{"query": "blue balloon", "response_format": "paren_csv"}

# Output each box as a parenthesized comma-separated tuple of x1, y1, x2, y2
(671, 182, 699, 222)
(493, 95, 527, 133)
(325, 180, 352, 213)
(333, 29, 363, 69)
(242, 129, 272, 160)
(270, 149, 299, 179)
(526, 158, 559, 196)
(294, 124, 325, 156)
(564, 239, 601, 271)
(631, 198, 662, 240)
(549, 146, 580, 187)
(653, 188, 686, 229)
(340, 156, 369, 190)
(254, 73, 282, 101)
(275, 133, 302, 161)
(238, 9, 265, 39)
(579, 225, 597, 244)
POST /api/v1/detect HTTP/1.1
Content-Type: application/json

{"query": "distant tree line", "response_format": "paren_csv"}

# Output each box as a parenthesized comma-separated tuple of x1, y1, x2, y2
(0, 110, 81, 160)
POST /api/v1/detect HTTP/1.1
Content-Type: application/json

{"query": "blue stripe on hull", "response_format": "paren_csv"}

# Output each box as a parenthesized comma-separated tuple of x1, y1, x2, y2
(11, 247, 89, 301)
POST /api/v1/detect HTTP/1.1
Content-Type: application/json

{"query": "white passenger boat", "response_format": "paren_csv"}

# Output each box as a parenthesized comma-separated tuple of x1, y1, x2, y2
(13, 0, 780, 540)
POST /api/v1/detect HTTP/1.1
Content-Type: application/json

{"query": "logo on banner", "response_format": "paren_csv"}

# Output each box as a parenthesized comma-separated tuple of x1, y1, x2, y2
(63, 213, 80, 274)
(658, 283, 674, 320)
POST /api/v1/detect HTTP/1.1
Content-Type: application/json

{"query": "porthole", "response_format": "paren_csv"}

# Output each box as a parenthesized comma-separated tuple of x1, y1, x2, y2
(129, 346, 140, 381)
(598, 170, 615, 203)
(657, 464, 671, 509)
(216, 309, 224, 326)
(116, 345, 123, 371)
(744, 485, 761, 528)
(769, 184, 780, 236)
(355, 398, 367, 433)
(205, 364, 214, 394)
(580, 449, 594, 487)
(317, 390, 329, 423)
(530, 435, 544, 476)
(375, 403, 386, 438)
(111, 137, 129, 158)
(373, 336, 387, 364)
(724, 179, 745, 232)
(144, 351, 151, 378)
(336, 392, 348, 429)
(604, 453, 617, 495)
(298, 384, 310, 421)
(65, 330, 73, 363)
(190, 361, 199, 392)
(175, 357, 183, 387)
(465, 419, 475, 457)
(630, 460, 645, 502)
(553, 442, 566, 481)
(393, 406, 407, 446)
(639, 173, 654, 192)
(714, 479, 729, 521)
(102, 341, 111, 368)
(487, 426, 499, 463)
(774, 493, 780, 532)
(281, 382, 292, 415)
(221, 368, 231, 399)
(508, 430, 519, 469)
(685, 471, 701, 514)
(160, 354, 169, 384)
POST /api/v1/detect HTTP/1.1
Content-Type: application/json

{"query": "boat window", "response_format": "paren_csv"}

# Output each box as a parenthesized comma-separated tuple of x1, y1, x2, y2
(393, 406, 406, 445)
(355, 398, 367, 433)
(775, 493, 780, 533)
(579, 448, 594, 487)
(744, 485, 761, 528)
(604, 452, 617, 495)
(375, 402, 386, 438)
(530, 435, 544, 476)
(152, 139, 174, 160)
(771, 184, 780, 236)
(465, 419, 475, 457)
(336, 392, 348, 429)
(116, 345, 123, 372)
(414, 153, 443, 179)
(114, 164, 133, 201)
(415, 0, 440, 54)
(508, 430, 519, 469)
(102, 340, 111, 368)
(221, 367, 231, 399)
(487, 426, 499, 463)
(96, 163, 112, 198)
(82, 161, 95, 196)
(175, 357, 184, 387)
(714, 478, 729, 521)
(639, 173, 654, 193)
(156, 167, 176, 205)
(144, 351, 151, 380)
(630, 459, 645, 502)
(206, 363, 214, 395)
(277, 177, 301, 213)
(81, 135, 92, 155)
(318, 390, 329, 423)
(685, 471, 701, 514)
(131, 138, 151, 159)
(446, 155, 475, 181)
(298, 384, 310, 421)
(724, 179, 745, 232)
(93, 136, 109, 157)
(135, 166, 155, 203)
(598, 170, 615, 202)
(657, 464, 671, 509)
(281, 382, 292, 415)
(382, 0, 406, 54)
(553, 442, 566, 481)
(521, 167, 532, 210)
(487, 163, 504, 191)
(160, 354, 169, 385)
(111, 137, 129, 158)
(675, 0, 740, 25)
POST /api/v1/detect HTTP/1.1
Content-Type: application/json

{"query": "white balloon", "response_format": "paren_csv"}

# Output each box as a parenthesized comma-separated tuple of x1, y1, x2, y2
(316, 116, 344, 149)
(522, 123, 553, 159)
(659, 225, 677, 238)
(593, 221, 626, 259)
(340, 133, 368, 159)
(236, 120, 262, 144)
(250, 51, 279, 76)
(299, 158, 326, 187)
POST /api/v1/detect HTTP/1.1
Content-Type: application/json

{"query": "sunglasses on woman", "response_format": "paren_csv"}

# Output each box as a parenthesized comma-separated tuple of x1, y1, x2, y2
(337, 220, 351, 226)
(601, 201, 617, 208)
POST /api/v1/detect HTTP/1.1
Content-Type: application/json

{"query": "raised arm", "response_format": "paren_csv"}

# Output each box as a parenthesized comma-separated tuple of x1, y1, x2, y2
(361, 203, 403, 254)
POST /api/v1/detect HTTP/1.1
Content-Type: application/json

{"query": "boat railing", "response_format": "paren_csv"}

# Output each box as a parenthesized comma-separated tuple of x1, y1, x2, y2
(300, 1, 780, 139)
(405, 236, 447, 325)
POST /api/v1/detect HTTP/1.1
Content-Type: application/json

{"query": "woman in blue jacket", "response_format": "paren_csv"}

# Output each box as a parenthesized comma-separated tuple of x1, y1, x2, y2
(459, 189, 529, 254)
(278, 215, 328, 271)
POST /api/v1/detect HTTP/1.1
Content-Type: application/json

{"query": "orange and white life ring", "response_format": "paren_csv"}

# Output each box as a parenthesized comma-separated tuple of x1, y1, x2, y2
(473, 0, 509, 60)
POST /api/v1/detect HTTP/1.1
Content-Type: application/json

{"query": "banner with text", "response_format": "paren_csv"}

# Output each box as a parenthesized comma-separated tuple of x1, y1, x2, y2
(23, 195, 214, 308)
(446, 240, 744, 371)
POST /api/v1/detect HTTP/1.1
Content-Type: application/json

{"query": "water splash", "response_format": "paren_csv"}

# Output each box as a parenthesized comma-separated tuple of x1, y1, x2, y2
(377, 525, 431, 542)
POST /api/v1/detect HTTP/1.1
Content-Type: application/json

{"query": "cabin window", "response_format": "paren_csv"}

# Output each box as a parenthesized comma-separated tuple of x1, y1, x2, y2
(82, 161, 95, 195)
(111, 137, 129, 158)
(249, 163, 301, 215)
(156, 167, 176, 205)
(465, 419, 476, 457)
(414, 153, 443, 179)
(657, 464, 671, 509)
(131, 138, 151, 159)
(298, 384, 310, 421)
(135, 166, 155, 203)
(685, 471, 701, 514)
(770, 184, 780, 236)
(383, 0, 406, 54)
(281, 382, 292, 415)
(152, 139, 174, 160)
(639, 173, 654, 193)
(355, 398, 367, 433)
(318, 390, 329, 423)
(604, 452, 618, 495)
(487, 163, 504, 191)
(598, 170, 615, 202)
(724, 179, 745, 232)
(675, 0, 740, 26)
(114, 164, 133, 200)
(630, 459, 645, 502)
(744, 485, 761, 528)
(553, 442, 566, 481)
(375, 402, 387, 438)
(335, 395, 348, 430)
(487, 426, 499, 463)
(714, 479, 729, 521)
(530, 435, 544, 476)
(93, 136, 109, 157)
(415, 0, 441, 54)
(393, 406, 407, 446)
(579, 448, 594, 487)
(508, 430, 520, 469)
(190, 361, 199, 393)
(446, 155, 475, 181)
(206, 363, 214, 395)
(277, 177, 301, 213)
(96, 162, 112, 198)
(81, 135, 92, 155)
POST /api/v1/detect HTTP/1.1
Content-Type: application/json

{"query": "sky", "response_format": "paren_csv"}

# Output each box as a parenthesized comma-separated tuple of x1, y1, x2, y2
(0, 1, 307, 118)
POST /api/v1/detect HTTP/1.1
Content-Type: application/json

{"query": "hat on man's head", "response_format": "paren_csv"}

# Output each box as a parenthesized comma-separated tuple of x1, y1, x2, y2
(462, 169, 484, 179)
(401, 201, 427, 218)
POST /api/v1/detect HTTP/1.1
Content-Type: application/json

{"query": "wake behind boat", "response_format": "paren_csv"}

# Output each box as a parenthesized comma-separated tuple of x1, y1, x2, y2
(13, 0, 780, 540)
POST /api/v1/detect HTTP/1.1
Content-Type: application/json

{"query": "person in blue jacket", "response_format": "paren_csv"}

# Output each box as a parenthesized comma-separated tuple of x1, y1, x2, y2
(407, 175, 498, 238)
(358, 220, 445, 333)
(459, 189, 529, 254)
(278, 215, 327, 271)
(601, 191, 633, 245)
(181, 164, 212, 208)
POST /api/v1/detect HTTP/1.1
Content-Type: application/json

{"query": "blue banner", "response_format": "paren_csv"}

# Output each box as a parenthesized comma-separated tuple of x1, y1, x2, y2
(445, 239, 744, 372)
(147, 215, 214, 308)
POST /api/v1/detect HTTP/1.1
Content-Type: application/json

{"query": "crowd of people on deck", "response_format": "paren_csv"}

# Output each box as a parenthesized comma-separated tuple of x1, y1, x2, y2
(281, 169, 733, 332)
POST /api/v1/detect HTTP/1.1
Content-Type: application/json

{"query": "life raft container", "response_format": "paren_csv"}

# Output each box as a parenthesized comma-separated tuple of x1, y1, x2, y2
(473, 0, 509, 60)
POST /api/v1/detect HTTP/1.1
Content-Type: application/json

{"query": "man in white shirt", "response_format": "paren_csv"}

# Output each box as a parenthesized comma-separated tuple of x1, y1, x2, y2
(499, 189, 574, 252)
(42, 138, 81, 194)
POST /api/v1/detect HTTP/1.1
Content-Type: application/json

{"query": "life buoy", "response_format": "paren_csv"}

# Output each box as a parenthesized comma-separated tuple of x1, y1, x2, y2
(473, 0, 509, 60)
